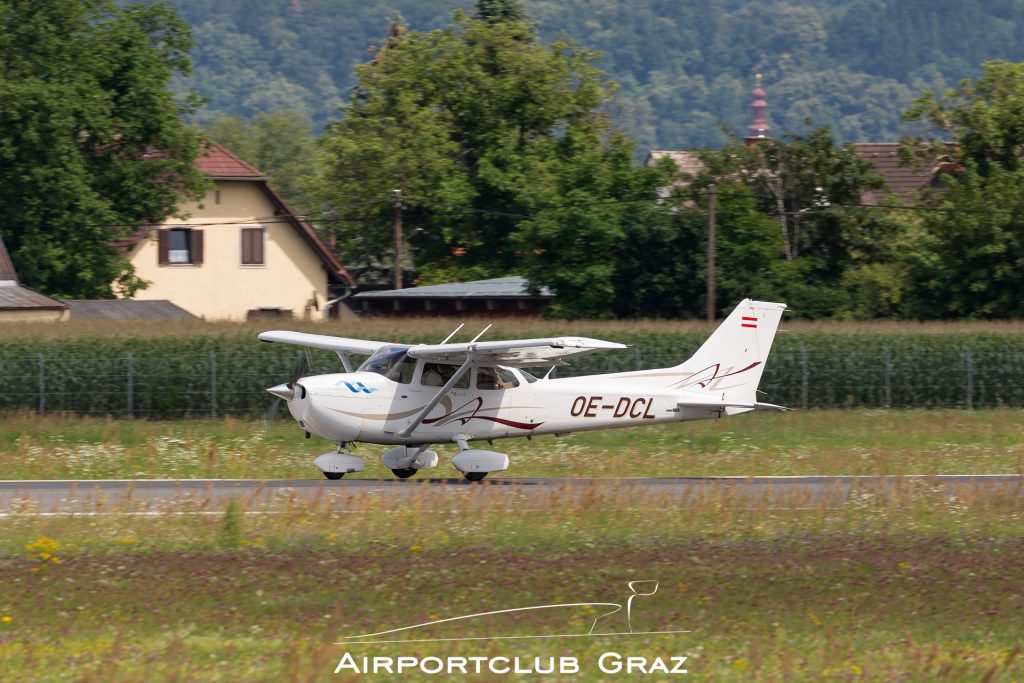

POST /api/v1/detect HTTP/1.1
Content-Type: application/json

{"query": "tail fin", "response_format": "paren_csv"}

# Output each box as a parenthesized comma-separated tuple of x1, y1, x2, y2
(674, 299, 786, 408)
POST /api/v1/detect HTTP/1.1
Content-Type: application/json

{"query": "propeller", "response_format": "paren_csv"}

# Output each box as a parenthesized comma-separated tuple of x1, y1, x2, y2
(263, 350, 311, 422)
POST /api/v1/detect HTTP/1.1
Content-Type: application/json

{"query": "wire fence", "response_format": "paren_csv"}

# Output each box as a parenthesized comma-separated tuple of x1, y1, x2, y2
(2, 335, 1023, 417)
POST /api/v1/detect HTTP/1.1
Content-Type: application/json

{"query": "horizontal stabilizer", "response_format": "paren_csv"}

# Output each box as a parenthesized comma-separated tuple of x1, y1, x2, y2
(677, 398, 790, 411)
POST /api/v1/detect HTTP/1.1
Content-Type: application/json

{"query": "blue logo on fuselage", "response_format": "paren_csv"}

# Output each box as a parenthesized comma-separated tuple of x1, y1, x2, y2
(342, 381, 376, 394)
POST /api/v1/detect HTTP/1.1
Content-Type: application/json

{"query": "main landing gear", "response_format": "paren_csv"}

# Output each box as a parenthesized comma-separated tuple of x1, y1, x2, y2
(382, 446, 439, 480)
(450, 434, 508, 482)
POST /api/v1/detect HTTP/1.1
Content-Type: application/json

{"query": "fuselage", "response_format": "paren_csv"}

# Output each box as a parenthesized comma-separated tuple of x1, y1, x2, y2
(287, 364, 735, 446)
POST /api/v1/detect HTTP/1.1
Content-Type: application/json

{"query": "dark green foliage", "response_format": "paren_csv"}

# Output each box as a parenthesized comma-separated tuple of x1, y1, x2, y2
(475, 0, 530, 26)
(162, 0, 1024, 150)
(0, 0, 209, 298)
(900, 60, 1024, 318)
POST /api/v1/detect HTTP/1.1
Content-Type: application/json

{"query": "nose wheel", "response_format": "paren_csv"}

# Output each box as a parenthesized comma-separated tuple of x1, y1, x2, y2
(464, 472, 487, 482)
(391, 468, 417, 479)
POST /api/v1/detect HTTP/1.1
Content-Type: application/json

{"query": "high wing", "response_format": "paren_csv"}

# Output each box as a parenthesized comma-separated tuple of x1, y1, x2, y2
(258, 331, 391, 356)
(406, 337, 626, 367)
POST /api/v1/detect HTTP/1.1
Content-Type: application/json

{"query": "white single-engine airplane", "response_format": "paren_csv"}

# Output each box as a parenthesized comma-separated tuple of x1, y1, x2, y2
(260, 299, 786, 481)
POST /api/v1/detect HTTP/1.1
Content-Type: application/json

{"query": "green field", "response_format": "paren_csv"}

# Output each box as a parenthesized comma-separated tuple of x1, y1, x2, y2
(1, 409, 1021, 480)
(2, 410, 1023, 681)
(1, 477, 1023, 681)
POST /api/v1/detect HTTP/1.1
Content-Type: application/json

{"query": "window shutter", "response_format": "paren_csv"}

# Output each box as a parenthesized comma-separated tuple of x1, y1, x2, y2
(191, 229, 204, 265)
(241, 227, 264, 265)
(157, 229, 169, 265)
(241, 230, 251, 264)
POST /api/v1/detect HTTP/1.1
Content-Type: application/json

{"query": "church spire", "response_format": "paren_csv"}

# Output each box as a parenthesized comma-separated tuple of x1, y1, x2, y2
(746, 73, 770, 145)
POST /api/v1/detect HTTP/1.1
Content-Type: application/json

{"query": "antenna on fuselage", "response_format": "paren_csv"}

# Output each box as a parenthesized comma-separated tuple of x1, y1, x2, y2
(438, 323, 465, 345)
(468, 324, 492, 344)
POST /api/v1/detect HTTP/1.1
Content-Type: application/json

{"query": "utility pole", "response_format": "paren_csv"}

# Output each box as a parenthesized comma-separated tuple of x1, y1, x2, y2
(775, 161, 791, 260)
(706, 183, 716, 323)
(392, 189, 403, 289)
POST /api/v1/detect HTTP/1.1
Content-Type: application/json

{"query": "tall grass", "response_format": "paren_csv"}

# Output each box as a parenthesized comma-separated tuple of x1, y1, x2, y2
(1, 410, 1021, 479)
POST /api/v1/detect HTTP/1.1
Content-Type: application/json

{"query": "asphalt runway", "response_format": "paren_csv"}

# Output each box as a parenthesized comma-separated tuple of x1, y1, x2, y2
(0, 475, 1021, 513)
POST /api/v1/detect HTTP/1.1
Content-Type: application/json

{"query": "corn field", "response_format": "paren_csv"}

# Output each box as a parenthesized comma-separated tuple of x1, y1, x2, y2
(0, 332, 1022, 416)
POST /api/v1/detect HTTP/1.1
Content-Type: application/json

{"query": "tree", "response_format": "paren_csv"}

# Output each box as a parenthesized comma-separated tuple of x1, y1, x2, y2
(512, 132, 674, 318)
(901, 60, 1024, 317)
(310, 2, 656, 310)
(691, 127, 888, 318)
(0, 0, 208, 298)
(475, 0, 531, 27)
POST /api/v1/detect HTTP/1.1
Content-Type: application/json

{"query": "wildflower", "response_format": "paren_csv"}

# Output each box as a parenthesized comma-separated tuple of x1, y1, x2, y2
(25, 537, 61, 570)
(898, 561, 912, 573)
(808, 611, 822, 626)
(677, 582, 688, 593)
(1, 616, 11, 623)
(734, 658, 748, 670)
(409, 545, 423, 553)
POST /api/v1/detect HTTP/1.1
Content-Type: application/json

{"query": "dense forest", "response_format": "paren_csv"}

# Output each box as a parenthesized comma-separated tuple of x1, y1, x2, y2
(166, 0, 1024, 150)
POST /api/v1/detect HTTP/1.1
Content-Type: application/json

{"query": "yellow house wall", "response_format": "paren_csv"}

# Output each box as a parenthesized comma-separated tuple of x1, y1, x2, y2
(126, 180, 330, 321)
(0, 308, 69, 323)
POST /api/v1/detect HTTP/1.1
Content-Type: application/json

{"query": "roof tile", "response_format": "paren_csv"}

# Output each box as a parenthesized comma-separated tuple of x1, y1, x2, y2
(195, 142, 264, 178)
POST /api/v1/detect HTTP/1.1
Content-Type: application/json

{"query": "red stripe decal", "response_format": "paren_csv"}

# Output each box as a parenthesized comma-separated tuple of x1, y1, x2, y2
(741, 323, 757, 328)
(741, 316, 757, 321)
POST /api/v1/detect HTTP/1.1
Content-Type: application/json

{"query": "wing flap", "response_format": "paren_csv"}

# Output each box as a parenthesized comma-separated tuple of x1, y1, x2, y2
(406, 336, 626, 367)
(258, 330, 390, 356)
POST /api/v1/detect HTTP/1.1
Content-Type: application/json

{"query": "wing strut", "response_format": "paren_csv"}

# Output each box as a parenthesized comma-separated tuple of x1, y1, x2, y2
(397, 358, 474, 438)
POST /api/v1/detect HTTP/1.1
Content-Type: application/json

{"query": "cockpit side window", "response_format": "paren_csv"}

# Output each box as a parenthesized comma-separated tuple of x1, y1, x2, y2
(357, 345, 415, 383)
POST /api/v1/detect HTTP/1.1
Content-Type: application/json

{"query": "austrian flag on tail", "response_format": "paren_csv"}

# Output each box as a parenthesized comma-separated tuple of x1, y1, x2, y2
(741, 316, 758, 329)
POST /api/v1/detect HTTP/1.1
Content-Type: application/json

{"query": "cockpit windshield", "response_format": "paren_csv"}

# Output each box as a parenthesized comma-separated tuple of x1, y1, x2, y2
(357, 345, 412, 381)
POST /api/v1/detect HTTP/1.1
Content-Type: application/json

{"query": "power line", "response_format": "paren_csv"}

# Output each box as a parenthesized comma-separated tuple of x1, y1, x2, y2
(6, 188, 1024, 234)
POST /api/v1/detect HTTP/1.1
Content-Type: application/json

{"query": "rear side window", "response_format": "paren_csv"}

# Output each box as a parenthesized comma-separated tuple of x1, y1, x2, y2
(476, 367, 519, 390)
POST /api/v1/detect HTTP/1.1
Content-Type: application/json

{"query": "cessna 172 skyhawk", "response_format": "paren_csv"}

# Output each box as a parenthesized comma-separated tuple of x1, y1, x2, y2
(260, 299, 786, 481)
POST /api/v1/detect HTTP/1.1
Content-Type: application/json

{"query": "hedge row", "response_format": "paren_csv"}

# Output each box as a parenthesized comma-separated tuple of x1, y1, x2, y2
(0, 332, 1021, 416)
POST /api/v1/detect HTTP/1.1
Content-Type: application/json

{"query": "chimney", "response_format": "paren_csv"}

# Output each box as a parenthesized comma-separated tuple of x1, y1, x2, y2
(745, 73, 770, 146)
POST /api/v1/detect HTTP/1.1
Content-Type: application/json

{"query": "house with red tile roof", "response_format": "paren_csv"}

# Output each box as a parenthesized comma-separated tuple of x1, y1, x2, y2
(118, 142, 354, 321)
(648, 76, 943, 206)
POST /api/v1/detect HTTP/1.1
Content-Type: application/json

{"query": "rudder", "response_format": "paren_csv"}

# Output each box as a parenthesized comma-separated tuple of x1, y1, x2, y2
(674, 299, 787, 405)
